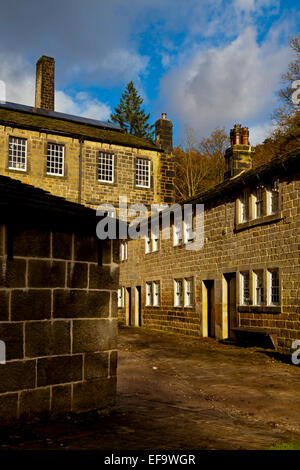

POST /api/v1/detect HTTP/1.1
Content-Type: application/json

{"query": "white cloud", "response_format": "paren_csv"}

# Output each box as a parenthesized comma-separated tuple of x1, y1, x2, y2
(249, 121, 275, 145)
(0, 52, 111, 121)
(160, 26, 291, 140)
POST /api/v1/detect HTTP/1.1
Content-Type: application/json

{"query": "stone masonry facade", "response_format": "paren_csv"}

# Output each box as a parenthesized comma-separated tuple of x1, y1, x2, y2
(0, 182, 119, 426)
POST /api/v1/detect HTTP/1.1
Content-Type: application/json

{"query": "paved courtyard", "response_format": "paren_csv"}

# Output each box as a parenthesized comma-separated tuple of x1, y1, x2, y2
(1, 327, 300, 450)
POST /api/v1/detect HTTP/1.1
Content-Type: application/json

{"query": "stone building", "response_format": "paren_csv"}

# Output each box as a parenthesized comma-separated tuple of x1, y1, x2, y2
(0, 174, 118, 426)
(119, 125, 300, 354)
(0, 56, 175, 211)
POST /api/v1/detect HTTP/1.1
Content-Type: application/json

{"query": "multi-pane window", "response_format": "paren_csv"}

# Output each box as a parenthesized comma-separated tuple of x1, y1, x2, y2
(240, 272, 250, 305)
(47, 143, 64, 176)
(145, 282, 152, 306)
(239, 190, 249, 223)
(145, 236, 151, 254)
(136, 158, 150, 188)
(97, 152, 114, 183)
(183, 218, 193, 244)
(120, 240, 128, 261)
(268, 269, 279, 305)
(173, 220, 182, 246)
(8, 137, 27, 171)
(153, 281, 160, 307)
(118, 287, 125, 308)
(174, 279, 183, 307)
(253, 270, 264, 305)
(268, 179, 279, 215)
(253, 186, 264, 219)
(184, 278, 194, 307)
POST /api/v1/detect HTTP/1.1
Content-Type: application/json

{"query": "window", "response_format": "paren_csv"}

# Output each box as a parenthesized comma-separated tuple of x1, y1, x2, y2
(267, 179, 279, 215)
(8, 137, 27, 171)
(152, 233, 159, 252)
(184, 278, 194, 307)
(173, 220, 182, 246)
(240, 272, 250, 305)
(253, 186, 264, 219)
(120, 240, 128, 261)
(153, 281, 160, 307)
(145, 282, 152, 306)
(145, 236, 151, 254)
(47, 143, 64, 176)
(136, 158, 150, 188)
(253, 270, 264, 305)
(174, 279, 183, 307)
(118, 287, 125, 308)
(183, 217, 193, 244)
(239, 191, 249, 223)
(98, 152, 114, 183)
(267, 269, 279, 305)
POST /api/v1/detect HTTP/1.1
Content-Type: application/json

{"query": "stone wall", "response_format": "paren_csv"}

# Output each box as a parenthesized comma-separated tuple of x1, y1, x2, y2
(0, 223, 118, 426)
(119, 173, 300, 353)
(0, 126, 173, 210)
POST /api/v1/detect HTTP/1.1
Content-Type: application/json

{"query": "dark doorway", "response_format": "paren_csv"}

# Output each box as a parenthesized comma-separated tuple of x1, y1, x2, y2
(135, 286, 142, 327)
(224, 273, 237, 338)
(203, 280, 215, 338)
(126, 287, 132, 326)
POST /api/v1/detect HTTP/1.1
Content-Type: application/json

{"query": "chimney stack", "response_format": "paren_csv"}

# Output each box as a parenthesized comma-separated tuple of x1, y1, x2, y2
(35, 56, 55, 111)
(155, 113, 173, 153)
(224, 124, 253, 179)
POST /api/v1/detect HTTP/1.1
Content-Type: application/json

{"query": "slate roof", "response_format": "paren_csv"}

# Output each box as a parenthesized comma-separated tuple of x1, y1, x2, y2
(0, 102, 161, 152)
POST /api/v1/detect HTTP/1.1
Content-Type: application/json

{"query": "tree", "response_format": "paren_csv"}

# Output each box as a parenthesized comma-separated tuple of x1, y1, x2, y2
(110, 81, 154, 140)
(174, 127, 229, 201)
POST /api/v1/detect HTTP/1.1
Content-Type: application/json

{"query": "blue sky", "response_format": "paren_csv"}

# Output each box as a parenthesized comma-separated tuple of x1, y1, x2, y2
(0, 0, 299, 145)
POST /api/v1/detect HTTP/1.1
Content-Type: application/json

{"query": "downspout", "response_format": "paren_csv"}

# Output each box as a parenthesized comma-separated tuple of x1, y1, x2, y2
(78, 138, 84, 204)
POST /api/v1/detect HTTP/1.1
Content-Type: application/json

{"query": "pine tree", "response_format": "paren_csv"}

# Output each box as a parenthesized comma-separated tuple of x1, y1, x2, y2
(110, 81, 154, 141)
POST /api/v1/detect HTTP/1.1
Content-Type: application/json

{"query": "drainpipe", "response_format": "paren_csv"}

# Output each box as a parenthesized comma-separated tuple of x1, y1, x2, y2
(78, 138, 84, 204)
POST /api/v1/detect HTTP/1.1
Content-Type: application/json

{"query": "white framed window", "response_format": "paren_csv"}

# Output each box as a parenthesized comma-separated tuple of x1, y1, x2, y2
(173, 219, 182, 246)
(47, 143, 64, 176)
(98, 152, 114, 183)
(120, 240, 128, 261)
(239, 190, 249, 223)
(253, 270, 264, 306)
(152, 232, 159, 252)
(136, 158, 150, 188)
(267, 269, 279, 306)
(145, 236, 151, 254)
(183, 217, 193, 244)
(174, 279, 183, 307)
(253, 186, 264, 219)
(145, 282, 152, 306)
(267, 179, 279, 215)
(118, 287, 125, 308)
(153, 281, 160, 307)
(240, 272, 250, 305)
(8, 136, 27, 171)
(184, 278, 194, 307)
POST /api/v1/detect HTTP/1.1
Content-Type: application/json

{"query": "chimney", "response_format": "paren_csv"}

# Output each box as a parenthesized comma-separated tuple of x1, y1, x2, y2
(224, 124, 253, 179)
(35, 56, 55, 110)
(155, 113, 173, 153)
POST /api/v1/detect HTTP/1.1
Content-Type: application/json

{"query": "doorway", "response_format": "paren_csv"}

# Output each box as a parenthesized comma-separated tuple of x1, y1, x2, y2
(224, 273, 237, 338)
(125, 287, 132, 326)
(135, 286, 142, 327)
(203, 280, 215, 338)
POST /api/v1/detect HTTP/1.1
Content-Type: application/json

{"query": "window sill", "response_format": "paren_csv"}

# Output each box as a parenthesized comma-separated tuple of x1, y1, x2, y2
(235, 212, 283, 232)
(238, 305, 281, 314)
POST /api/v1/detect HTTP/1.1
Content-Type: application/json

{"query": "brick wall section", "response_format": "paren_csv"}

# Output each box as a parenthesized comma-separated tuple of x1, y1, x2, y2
(0, 224, 118, 427)
(119, 174, 300, 353)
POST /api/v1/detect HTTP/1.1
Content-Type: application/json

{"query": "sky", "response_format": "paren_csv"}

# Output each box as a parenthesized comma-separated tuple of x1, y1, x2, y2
(0, 0, 299, 146)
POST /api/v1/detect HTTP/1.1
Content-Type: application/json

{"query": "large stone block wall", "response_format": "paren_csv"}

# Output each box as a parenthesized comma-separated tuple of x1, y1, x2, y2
(119, 174, 300, 353)
(0, 126, 173, 211)
(0, 224, 119, 426)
